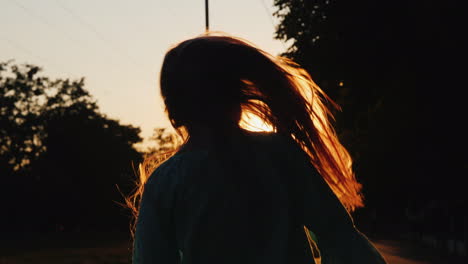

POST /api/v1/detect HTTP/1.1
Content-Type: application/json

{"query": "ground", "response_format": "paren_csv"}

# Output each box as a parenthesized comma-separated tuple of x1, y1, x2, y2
(1, 233, 466, 264)
(374, 239, 466, 264)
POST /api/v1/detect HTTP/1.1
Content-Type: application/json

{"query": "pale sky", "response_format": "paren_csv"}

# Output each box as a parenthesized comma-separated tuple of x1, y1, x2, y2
(1, 0, 286, 147)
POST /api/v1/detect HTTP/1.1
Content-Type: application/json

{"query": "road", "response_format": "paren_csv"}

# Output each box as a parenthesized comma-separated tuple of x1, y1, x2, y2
(1, 235, 466, 263)
(374, 239, 465, 264)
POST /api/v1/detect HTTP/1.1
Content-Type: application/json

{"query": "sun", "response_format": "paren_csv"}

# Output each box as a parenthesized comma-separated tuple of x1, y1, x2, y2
(239, 111, 274, 132)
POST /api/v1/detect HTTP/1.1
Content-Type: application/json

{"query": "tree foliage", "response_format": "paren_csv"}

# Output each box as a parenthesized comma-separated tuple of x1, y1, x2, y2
(273, 0, 466, 232)
(0, 62, 99, 173)
(273, 0, 390, 198)
(0, 61, 142, 232)
(145, 127, 180, 156)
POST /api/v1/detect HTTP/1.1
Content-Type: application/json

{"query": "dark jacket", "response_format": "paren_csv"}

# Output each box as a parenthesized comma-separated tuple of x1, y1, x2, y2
(132, 131, 387, 264)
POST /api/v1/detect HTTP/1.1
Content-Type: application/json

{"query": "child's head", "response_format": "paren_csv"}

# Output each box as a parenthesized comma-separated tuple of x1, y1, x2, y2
(158, 32, 363, 210)
(160, 34, 278, 132)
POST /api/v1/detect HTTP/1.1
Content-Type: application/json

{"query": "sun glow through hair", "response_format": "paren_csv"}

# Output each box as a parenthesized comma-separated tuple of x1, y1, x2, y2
(126, 32, 364, 236)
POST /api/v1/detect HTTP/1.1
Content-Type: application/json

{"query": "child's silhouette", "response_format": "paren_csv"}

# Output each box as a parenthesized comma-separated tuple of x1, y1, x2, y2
(131, 33, 387, 264)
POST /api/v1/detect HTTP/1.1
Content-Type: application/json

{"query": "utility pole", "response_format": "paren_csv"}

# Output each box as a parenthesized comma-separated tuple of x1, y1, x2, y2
(205, 0, 209, 32)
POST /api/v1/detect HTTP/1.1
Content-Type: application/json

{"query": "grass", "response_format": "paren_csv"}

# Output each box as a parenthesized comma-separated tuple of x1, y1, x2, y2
(2, 232, 465, 264)
(1, 232, 133, 264)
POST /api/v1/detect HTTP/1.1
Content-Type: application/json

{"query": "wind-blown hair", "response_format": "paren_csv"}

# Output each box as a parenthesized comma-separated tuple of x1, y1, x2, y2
(126, 32, 363, 234)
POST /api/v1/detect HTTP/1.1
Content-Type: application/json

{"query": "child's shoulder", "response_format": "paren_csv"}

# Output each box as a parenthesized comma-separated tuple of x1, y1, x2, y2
(146, 149, 210, 186)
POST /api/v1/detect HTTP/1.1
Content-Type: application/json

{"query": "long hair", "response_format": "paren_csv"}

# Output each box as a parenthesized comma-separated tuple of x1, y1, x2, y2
(126, 32, 363, 235)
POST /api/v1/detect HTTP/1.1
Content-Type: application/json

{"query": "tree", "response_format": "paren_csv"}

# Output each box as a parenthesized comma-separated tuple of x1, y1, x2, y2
(1, 62, 48, 176)
(0, 61, 143, 232)
(0, 61, 100, 174)
(145, 127, 180, 155)
(273, 0, 396, 208)
(273, 0, 467, 233)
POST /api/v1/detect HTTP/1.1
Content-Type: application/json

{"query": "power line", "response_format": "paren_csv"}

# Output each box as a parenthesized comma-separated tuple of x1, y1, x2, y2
(259, 0, 288, 51)
(260, 0, 276, 29)
(1, 38, 73, 77)
(9, 0, 145, 71)
(53, 0, 145, 70)
(54, 0, 110, 45)
(8, 0, 87, 48)
(2, 38, 44, 62)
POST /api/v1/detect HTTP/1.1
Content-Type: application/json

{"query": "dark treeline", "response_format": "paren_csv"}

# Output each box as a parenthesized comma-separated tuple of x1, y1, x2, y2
(0, 62, 143, 235)
(273, 0, 467, 248)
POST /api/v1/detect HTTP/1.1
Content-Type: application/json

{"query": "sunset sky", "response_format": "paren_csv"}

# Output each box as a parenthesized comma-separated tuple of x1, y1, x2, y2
(1, 0, 286, 147)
